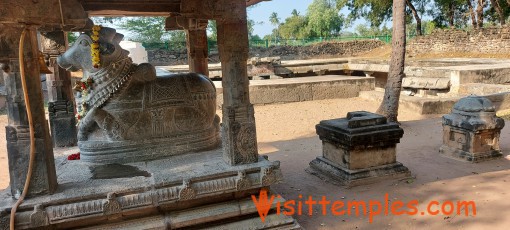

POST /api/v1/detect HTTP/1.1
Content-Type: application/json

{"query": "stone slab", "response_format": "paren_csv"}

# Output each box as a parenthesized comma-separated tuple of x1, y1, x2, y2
(215, 76, 374, 108)
(158, 58, 350, 78)
(307, 157, 411, 187)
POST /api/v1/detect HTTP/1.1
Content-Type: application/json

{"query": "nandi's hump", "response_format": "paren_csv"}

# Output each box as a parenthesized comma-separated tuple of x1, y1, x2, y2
(156, 72, 216, 93)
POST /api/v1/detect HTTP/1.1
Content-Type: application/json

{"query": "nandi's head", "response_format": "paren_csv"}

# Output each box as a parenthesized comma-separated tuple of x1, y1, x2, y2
(57, 27, 129, 73)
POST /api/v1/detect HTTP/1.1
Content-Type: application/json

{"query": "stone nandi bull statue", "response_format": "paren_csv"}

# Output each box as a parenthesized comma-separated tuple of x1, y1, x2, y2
(57, 27, 220, 163)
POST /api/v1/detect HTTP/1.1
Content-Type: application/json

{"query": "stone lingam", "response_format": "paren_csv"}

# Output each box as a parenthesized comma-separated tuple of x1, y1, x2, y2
(440, 95, 505, 162)
(57, 27, 220, 163)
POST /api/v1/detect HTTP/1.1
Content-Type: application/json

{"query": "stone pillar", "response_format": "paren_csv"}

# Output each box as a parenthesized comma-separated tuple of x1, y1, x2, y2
(40, 31, 78, 147)
(1, 25, 57, 198)
(185, 21, 209, 76)
(217, 4, 258, 165)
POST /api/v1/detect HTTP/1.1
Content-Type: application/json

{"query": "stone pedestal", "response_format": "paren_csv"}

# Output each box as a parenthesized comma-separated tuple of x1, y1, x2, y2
(1, 26, 57, 197)
(0, 149, 300, 229)
(440, 96, 504, 162)
(307, 111, 410, 186)
(40, 31, 78, 147)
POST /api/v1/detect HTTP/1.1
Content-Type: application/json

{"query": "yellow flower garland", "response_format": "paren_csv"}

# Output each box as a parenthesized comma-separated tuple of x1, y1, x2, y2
(75, 25, 100, 125)
(91, 25, 101, 68)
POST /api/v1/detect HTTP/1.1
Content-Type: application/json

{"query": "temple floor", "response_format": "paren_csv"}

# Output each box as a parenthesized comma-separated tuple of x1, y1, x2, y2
(2, 97, 510, 229)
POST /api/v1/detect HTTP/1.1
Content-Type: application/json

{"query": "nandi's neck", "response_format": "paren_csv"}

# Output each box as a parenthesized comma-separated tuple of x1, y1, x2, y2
(88, 57, 133, 83)
(84, 56, 136, 109)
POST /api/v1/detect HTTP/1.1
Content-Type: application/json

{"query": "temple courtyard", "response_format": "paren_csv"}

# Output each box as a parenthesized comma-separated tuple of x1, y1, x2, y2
(1, 96, 509, 229)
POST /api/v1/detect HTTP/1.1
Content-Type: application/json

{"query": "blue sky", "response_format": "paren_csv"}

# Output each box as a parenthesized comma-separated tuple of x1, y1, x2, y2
(248, 0, 367, 37)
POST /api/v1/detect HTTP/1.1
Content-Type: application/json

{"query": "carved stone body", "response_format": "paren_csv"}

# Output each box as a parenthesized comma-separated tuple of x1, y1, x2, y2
(57, 27, 220, 163)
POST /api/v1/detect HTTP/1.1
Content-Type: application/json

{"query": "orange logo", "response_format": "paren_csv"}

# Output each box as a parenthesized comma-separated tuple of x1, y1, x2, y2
(252, 190, 476, 223)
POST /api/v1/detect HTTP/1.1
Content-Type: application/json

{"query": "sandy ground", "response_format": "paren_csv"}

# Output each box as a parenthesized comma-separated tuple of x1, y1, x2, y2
(1, 97, 510, 229)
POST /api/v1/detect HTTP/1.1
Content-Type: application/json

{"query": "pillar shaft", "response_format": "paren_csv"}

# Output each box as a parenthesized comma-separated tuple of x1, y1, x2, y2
(217, 3, 258, 165)
(186, 28, 209, 76)
(40, 31, 77, 147)
(1, 25, 57, 198)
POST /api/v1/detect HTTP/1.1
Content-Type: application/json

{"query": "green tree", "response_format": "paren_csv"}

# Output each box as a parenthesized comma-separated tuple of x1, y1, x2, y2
(278, 14, 310, 39)
(307, 0, 345, 37)
(117, 17, 169, 42)
(429, 0, 469, 28)
(355, 24, 392, 36)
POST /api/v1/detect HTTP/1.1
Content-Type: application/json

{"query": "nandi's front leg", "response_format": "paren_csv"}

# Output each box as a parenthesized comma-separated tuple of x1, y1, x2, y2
(77, 107, 99, 141)
(77, 108, 126, 141)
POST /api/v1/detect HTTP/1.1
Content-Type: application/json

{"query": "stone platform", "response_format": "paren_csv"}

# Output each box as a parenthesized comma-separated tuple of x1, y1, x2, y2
(0, 149, 300, 229)
(359, 89, 510, 115)
(215, 76, 374, 107)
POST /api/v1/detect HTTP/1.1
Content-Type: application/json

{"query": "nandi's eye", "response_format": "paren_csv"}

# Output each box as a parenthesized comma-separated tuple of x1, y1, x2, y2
(80, 40, 89, 46)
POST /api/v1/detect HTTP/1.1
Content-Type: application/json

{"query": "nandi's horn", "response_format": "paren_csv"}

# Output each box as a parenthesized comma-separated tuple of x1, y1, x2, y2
(113, 33, 124, 44)
(98, 27, 117, 44)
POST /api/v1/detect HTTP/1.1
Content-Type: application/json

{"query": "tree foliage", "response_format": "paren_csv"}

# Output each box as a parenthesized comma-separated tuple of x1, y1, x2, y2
(307, 0, 345, 37)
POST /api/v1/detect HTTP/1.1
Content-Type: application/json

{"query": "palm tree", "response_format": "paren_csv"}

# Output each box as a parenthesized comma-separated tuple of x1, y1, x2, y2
(376, 0, 406, 123)
(269, 12, 280, 43)
(291, 9, 299, 17)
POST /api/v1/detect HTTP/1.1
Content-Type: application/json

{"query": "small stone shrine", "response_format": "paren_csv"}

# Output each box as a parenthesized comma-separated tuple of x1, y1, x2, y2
(307, 111, 411, 186)
(440, 95, 505, 162)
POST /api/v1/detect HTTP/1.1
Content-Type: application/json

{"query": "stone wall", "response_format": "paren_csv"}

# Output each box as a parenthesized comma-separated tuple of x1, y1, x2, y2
(408, 27, 510, 56)
(147, 39, 385, 66)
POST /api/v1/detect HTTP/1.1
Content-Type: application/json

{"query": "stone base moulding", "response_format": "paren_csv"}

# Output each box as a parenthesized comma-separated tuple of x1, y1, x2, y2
(439, 145, 503, 163)
(0, 149, 301, 229)
(307, 157, 411, 187)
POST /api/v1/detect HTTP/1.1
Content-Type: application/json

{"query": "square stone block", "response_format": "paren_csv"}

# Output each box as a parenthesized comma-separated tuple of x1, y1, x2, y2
(440, 96, 504, 163)
(307, 111, 410, 187)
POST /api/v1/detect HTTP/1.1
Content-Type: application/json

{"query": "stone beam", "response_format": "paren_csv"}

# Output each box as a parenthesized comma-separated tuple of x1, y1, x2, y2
(40, 31, 78, 147)
(0, 0, 88, 31)
(1, 25, 58, 197)
(217, 1, 259, 165)
(83, 0, 181, 16)
(82, 0, 267, 17)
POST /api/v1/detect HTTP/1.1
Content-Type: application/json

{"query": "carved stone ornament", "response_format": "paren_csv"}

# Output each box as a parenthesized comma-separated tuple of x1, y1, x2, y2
(178, 180, 196, 201)
(30, 204, 49, 227)
(103, 193, 122, 215)
(235, 170, 251, 190)
(260, 166, 277, 186)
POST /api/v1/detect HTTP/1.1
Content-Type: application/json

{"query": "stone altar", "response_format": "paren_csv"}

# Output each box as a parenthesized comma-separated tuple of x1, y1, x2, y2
(307, 111, 411, 186)
(440, 95, 504, 162)
(57, 27, 220, 163)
